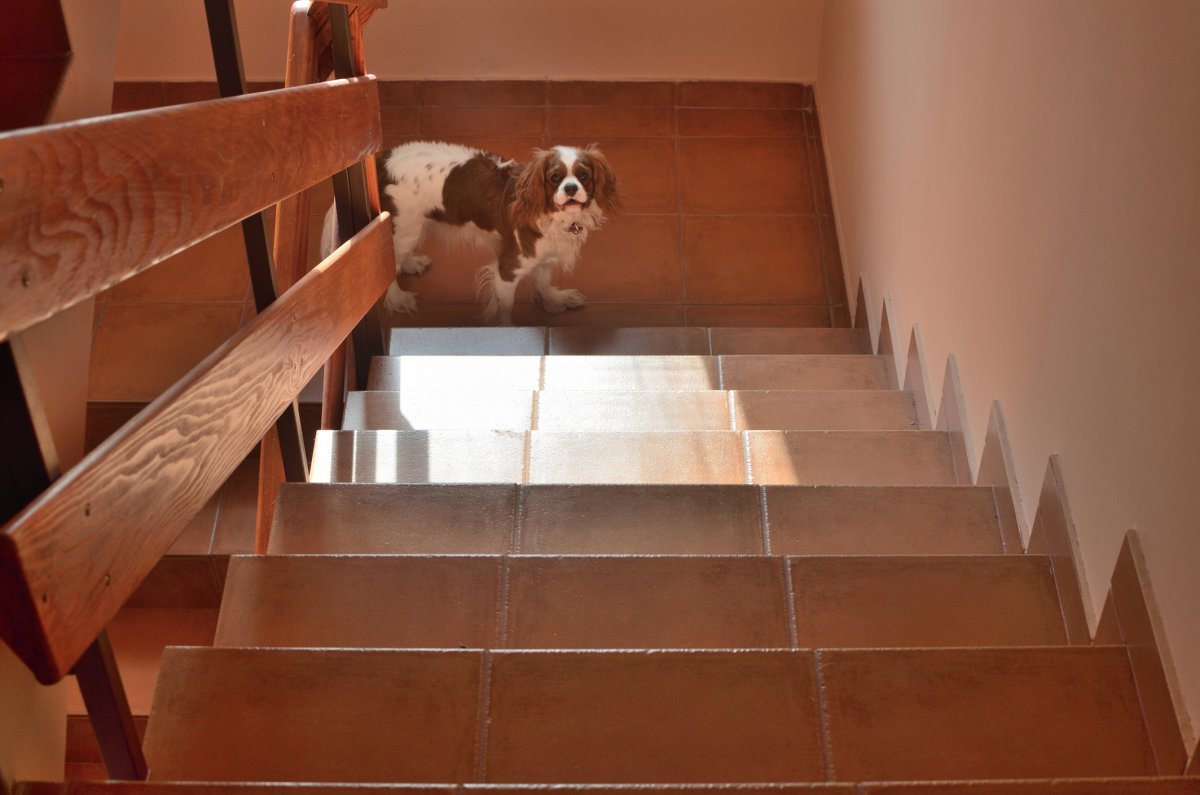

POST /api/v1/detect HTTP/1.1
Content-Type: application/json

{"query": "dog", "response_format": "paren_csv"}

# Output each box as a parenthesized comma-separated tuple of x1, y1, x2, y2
(320, 141, 618, 325)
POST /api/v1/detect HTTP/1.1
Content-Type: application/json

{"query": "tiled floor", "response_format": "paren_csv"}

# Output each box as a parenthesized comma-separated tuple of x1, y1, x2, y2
(92, 79, 848, 406)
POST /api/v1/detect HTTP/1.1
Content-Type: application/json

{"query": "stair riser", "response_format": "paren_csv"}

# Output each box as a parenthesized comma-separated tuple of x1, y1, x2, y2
(214, 555, 1068, 650)
(310, 431, 956, 486)
(269, 484, 1007, 556)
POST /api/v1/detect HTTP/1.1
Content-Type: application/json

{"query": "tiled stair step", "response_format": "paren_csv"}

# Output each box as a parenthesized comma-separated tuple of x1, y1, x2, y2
(310, 430, 958, 485)
(367, 355, 890, 392)
(214, 554, 1067, 649)
(142, 646, 1155, 783)
(17, 780, 1200, 795)
(269, 483, 1008, 555)
(343, 389, 918, 431)
(387, 326, 873, 356)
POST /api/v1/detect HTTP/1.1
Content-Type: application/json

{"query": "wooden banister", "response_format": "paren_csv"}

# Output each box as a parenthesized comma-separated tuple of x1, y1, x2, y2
(0, 76, 382, 341)
(0, 214, 394, 684)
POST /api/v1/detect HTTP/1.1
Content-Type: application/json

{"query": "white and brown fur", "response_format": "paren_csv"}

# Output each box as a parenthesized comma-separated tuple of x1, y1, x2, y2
(320, 141, 618, 325)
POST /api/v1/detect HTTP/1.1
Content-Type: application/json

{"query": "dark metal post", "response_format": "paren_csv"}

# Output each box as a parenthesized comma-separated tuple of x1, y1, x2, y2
(204, 0, 309, 481)
(73, 631, 148, 780)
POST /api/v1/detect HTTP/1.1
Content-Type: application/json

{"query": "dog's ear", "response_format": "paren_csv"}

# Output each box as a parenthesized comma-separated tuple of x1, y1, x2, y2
(585, 144, 620, 215)
(510, 149, 552, 229)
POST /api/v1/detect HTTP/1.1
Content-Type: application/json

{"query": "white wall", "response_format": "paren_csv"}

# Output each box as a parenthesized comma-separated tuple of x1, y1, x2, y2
(114, 0, 825, 82)
(818, 0, 1200, 746)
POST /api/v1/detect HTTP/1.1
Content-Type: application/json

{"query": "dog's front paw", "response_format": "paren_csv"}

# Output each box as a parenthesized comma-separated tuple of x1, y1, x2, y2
(541, 288, 586, 313)
(399, 254, 432, 275)
(384, 282, 419, 314)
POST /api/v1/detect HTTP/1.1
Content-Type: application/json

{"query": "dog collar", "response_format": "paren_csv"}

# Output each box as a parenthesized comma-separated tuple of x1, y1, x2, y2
(568, 222, 584, 235)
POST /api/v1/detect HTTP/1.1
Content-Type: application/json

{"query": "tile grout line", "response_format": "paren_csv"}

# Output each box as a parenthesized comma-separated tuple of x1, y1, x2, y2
(472, 649, 494, 784)
(782, 555, 800, 649)
(758, 485, 772, 555)
(512, 485, 525, 554)
(741, 430, 754, 486)
(495, 557, 512, 650)
(812, 649, 836, 783)
(989, 486, 1011, 554)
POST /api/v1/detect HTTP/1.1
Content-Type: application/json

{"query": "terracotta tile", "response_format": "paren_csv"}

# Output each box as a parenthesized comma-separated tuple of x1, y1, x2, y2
(557, 215, 681, 301)
(419, 80, 545, 106)
(368, 355, 542, 391)
(166, 493, 218, 555)
(528, 430, 745, 485)
(506, 557, 789, 648)
(378, 80, 419, 105)
(211, 455, 259, 554)
(678, 82, 808, 108)
(109, 227, 249, 303)
(519, 485, 762, 554)
(684, 304, 831, 328)
(453, 137, 546, 162)
(682, 217, 824, 303)
(831, 303, 851, 328)
(270, 483, 517, 554)
(791, 555, 1066, 647)
(547, 81, 674, 106)
(513, 302, 685, 327)
(748, 430, 956, 486)
(386, 303, 504, 328)
(766, 486, 1004, 555)
(542, 355, 719, 390)
(710, 327, 870, 355)
(720, 355, 889, 390)
(160, 82, 220, 105)
(819, 218, 848, 305)
(732, 390, 917, 431)
(126, 555, 227, 609)
(1111, 533, 1189, 774)
(485, 651, 824, 782)
(311, 429, 526, 484)
(548, 327, 706, 355)
(111, 82, 165, 112)
(215, 556, 501, 648)
(88, 303, 244, 401)
(861, 781, 1200, 794)
(679, 138, 812, 214)
(535, 391, 729, 431)
(67, 608, 218, 715)
(548, 106, 673, 137)
(388, 327, 546, 356)
(419, 106, 545, 138)
(344, 390, 536, 431)
(678, 108, 804, 137)
(557, 137, 677, 213)
(144, 648, 482, 781)
(821, 647, 1156, 780)
(399, 232, 497, 303)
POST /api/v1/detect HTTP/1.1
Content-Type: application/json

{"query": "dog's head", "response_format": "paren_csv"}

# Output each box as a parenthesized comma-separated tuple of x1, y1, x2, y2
(511, 144, 619, 228)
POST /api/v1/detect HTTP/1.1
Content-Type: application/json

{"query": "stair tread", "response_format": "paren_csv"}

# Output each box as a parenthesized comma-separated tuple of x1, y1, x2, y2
(310, 429, 956, 485)
(342, 389, 918, 432)
(269, 483, 1005, 556)
(214, 554, 1066, 650)
(142, 646, 1154, 784)
(386, 326, 871, 357)
(367, 355, 890, 392)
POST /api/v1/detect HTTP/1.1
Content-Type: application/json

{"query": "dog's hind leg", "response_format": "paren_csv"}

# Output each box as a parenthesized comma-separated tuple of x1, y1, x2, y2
(382, 213, 427, 314)
(477, 263, 518, 326)
(533, 264, 586, 313)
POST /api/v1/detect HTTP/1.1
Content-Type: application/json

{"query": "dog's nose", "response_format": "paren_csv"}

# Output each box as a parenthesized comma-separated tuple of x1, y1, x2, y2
(563, 183, 578, 197)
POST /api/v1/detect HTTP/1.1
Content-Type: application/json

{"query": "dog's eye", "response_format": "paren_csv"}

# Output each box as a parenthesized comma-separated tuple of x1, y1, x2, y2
(578, 171, 591, 181)
(549, 174, 563, 185)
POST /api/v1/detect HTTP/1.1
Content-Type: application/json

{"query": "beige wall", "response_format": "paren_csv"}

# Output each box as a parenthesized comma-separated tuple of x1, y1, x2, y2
(818, 0, 1200, 746)
(114, 0, 824, 82)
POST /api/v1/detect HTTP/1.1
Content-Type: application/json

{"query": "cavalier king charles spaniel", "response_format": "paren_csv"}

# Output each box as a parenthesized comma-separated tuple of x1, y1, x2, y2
(321, 141, 618, 325)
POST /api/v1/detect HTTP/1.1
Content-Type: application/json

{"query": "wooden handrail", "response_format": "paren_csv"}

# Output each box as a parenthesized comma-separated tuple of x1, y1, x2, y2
(0, 214, 394, 684)
(0, 76, 381, 341)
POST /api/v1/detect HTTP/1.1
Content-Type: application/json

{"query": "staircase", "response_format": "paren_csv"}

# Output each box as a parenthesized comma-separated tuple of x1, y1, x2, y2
(132, 324, 1191, 791)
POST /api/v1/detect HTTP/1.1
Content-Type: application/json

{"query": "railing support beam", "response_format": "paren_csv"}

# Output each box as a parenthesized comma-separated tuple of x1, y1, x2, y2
(73, 631, 147, 780)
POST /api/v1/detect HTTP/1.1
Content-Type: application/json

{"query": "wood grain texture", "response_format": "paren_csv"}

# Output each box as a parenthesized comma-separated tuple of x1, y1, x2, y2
(0, 77, 381, 341)
(0, 214, 394, 683)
